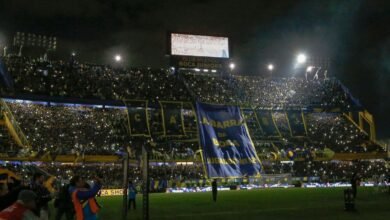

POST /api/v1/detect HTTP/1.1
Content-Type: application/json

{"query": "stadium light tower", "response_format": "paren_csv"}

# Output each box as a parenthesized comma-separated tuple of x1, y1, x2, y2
(297, 54, 307, 64)
(114, 54, 122, 62)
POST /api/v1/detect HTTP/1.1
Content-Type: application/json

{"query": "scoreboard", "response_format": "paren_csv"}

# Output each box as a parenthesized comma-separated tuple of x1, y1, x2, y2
(169, 33, 230, 70)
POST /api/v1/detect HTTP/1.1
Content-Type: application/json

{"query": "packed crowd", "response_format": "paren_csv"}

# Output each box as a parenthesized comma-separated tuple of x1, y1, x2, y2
(2, 56, 358, 109)
(182, 72, 357, 109)
(292, 160, 389, 182)
(247, 112, 380, 154)
(305, 113, 377, 153)
(3, 56, 191, 101)
(234, 76, 354, 109)
(262, 160, 389, 182)
(1, 162, 204, 189)
(1, 101, 381, 156)
(0, 55, 382, 158)
(7, 102, 130, 155)
(2, 159, 387, 189)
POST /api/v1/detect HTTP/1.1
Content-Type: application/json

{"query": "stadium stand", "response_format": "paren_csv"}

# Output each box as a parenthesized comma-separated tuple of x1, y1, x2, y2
(0, 55, 386, 189)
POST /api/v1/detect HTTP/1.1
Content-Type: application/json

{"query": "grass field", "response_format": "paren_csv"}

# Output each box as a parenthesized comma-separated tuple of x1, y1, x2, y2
(51, 187, 390, 220)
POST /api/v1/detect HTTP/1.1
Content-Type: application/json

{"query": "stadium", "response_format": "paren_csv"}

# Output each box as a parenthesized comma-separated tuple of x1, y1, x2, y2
(0, 1, 389, 220)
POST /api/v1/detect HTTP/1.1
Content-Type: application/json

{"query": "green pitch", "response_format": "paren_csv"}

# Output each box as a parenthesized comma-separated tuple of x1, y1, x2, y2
(52, 187, 390, 220)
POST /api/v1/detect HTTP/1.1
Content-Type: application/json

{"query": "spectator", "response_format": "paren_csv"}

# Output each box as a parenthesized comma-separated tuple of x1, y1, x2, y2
(69, 175, 102, 220)
(29, 173, 52, 220)
(0, 180, 28, 211)
(54, 183, 73, 220)
(127, 181, 137, 210)
(351, 172, 361, 199)
(0, 190, 39, 220)
(212, 179, 217, 202)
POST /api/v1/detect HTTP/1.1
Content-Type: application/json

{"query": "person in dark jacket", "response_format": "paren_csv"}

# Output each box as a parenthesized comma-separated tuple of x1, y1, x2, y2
(350, 172, 361, 199)
(54, 183, 74, 220)
(212, 179, 218, 202)
(128, 181, 137, 210)
(30, 173, 52, 220)
(0, 180, 28, 211)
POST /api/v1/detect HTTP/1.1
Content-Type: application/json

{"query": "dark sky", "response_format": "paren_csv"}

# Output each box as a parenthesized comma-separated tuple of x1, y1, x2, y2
(0, 0, 389, 138)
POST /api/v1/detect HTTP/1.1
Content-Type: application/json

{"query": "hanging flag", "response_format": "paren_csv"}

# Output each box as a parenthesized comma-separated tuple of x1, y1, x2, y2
(254, 110, 280, 137)
(0, 57, 14, 89)
(286, 111, 307, 136)
(196, 102, 262, 178)
(149, 108, 164, 135)
(159, 101, 185, 136)
(124, 100, 150, 137)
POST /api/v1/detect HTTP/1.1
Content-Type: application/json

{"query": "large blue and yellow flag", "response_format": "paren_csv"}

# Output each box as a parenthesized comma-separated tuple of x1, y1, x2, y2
(196, 102, 262, 178)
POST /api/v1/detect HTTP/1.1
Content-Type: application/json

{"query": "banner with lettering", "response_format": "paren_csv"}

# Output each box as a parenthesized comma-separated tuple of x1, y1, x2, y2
(124, 100, 150, 137)
(160, 101, 185, 136)
(196, 102, 262, 178)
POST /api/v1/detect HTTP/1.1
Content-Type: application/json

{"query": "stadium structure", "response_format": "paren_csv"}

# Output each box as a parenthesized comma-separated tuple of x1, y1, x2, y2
(0, 32, 388, 188)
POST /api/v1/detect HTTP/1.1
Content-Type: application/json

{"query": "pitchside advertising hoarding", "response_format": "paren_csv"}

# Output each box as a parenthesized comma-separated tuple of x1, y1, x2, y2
(169, 33, 230, 70)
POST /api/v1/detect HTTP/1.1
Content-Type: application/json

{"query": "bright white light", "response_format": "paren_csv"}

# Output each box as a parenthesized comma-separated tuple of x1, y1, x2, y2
(306, 66, 313, 72)
(268, 64, 274, 71)
(194, 68, 201, 72)
(211, 69, 217, 73)
(229, 63, 235, 70)
(297, 54, 307, 64)
(203, 69, 209, 72)
(114, 55, 122, 62)
(71, 52, 76, 56)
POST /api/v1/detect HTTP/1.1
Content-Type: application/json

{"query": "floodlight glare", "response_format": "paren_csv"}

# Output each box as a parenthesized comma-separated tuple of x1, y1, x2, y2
(297, 54, 307, 64)
(306, 66, 313, 72)
(114, 55, 122, 62)
(268, 64, 274, 71)
(229, 63, 235, 70)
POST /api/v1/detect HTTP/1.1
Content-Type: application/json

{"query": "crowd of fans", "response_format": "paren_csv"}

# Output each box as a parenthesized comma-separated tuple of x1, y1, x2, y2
(305, 113, 379, 153)
(2, 160, 387, 190)
(2, 56, 358, 110)
(259, 160, 389, 183)
(1, 162, 204, 190)
(7, 102, 130, 155)
(293, 160, 388, 182)
(0, 55, 384, 170)
(182, 72, 357, 109)
(3, 56, 191, 101)
(0, 101, 382, 157)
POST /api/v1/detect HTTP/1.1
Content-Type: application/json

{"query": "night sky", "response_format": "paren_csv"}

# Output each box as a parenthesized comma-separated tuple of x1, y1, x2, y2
(0, 0, 389, 138)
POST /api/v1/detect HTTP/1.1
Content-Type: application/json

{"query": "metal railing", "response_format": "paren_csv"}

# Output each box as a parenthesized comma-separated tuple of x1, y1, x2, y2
(0, 98, 31, 149)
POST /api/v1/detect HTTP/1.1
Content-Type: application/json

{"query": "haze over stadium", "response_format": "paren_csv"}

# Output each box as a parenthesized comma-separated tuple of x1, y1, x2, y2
(0, 1, 389, 220)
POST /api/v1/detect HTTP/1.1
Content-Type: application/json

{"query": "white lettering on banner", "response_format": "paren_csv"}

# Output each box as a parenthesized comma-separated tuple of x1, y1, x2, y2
(100, 189, 124, 196)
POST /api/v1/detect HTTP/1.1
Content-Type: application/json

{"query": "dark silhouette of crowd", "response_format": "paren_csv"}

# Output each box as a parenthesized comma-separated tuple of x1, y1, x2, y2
(3, 56, 358, 109)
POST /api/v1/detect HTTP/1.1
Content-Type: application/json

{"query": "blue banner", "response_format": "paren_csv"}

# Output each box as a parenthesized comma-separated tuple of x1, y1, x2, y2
(196, 102, 262, 178)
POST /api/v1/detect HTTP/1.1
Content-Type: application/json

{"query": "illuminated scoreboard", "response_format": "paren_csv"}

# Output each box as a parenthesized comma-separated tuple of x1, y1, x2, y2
(169, 33, 230, 70)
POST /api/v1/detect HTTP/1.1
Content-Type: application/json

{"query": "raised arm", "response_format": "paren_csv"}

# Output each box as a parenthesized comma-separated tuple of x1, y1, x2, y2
(76, 182, 102, 200)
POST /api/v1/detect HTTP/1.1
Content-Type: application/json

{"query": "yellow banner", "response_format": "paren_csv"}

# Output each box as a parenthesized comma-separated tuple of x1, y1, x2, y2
(100, 189, 124, 196)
